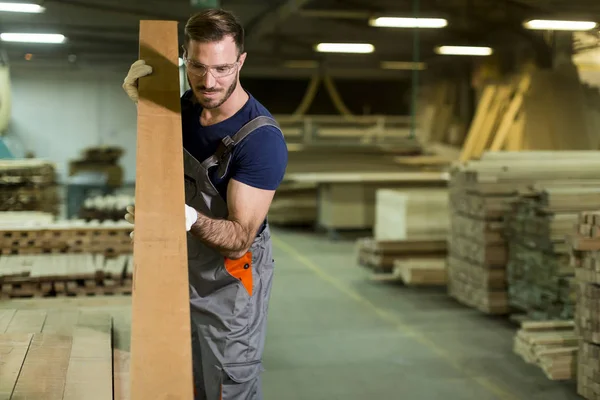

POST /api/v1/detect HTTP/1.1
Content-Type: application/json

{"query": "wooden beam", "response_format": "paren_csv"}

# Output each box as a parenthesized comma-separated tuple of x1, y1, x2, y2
(130, 20, 194, 400)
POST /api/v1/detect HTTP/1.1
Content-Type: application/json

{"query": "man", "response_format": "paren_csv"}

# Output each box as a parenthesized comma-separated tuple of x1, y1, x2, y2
(122, 8, 288, 400)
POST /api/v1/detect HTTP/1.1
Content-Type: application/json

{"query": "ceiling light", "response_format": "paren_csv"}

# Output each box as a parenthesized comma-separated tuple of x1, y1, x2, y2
(369, 17, 447, 28)
(0, 2, 44, 13)
(435, 45, 493, 56)
(523, 19, 597, 31)
(0, 33, 66, 43)
(381, 61, 426, 70)
(315, 43, 374, 54)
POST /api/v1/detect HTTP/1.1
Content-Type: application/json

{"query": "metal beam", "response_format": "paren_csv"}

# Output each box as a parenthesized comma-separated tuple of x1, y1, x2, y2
(245, 0, 315, 43)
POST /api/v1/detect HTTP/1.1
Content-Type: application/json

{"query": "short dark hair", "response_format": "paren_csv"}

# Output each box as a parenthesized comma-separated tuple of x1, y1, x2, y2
(184, 9, 244, 56)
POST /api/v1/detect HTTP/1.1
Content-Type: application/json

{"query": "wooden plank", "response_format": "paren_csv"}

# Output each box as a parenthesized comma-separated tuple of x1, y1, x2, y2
(0, 333, 33, 400)
(130, 20, 194, 399)
(0, 309, 16, 333)
(286, 171, 449, 184)
(4, 310, 47, 334)
(460, 85, 497, 162)
(11, 334, 72, 400)
(62, 312, 113, 400)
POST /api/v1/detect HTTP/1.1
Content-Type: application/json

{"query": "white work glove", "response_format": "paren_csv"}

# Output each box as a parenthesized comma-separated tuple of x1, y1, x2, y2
(124, 205, 135, 239)
(122, 60, 153, 103)
(185, 204, 198, 231)
(124, 204, 198, 237)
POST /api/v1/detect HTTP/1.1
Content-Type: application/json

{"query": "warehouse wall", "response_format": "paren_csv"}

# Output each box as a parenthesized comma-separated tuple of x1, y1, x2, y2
(9, 66, 138, 183)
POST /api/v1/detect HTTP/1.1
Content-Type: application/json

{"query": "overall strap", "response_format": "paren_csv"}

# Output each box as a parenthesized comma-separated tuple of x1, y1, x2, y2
(200, 116, 282, 173)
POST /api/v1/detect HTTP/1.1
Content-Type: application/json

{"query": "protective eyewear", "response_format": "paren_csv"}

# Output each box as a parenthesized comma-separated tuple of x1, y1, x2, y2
(182, 55, 239, 78)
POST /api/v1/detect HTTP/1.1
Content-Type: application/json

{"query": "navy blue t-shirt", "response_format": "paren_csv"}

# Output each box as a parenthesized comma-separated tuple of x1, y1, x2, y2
(181, 89, 288, 219)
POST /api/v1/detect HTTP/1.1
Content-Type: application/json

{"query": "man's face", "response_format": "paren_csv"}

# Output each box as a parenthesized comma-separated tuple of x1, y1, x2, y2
(184, 36, 246, 110)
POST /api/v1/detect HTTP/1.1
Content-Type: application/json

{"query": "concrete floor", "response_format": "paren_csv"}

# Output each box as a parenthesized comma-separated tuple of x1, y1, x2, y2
(0, 227, 582, 400)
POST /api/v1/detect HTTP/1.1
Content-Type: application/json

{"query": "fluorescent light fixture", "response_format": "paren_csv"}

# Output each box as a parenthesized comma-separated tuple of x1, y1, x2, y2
(523, 19, 597, 31)
(0, 2, 44, 13)
(435, 45, 493, 56)
(0, 33, 65, 43)
(283, 60, 319, 68)
(381, 61, 426, 70)
(369, 17, 447, 28)
(315, 42, 374, 54)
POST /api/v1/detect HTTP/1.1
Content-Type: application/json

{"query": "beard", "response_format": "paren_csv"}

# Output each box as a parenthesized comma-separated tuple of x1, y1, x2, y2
(191, 71, 238, 110)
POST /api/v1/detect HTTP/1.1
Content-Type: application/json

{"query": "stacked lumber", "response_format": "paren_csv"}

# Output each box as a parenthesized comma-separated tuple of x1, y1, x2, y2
(0, 159, 59, 215)
(69, 145, 124, 187)
(79, 193, 135, 221)
(0, 253, 133, 298)
(570, 211, 600, 400)
(513, 320, 577, 381)
(503, 185, 594, 320)
(447, 151, 600, 316)
(0, 219, 133, 256)
(374, 188, 449, 241)
(356, 238, 447, 286)
(0, 309, 130, 400)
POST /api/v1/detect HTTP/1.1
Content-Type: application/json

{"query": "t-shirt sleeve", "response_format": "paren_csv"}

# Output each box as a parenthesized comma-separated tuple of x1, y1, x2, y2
(230, 126, 288, 190)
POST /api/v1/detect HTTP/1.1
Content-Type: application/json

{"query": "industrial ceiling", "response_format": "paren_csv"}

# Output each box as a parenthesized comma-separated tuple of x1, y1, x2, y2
(1, 0, 600, 78)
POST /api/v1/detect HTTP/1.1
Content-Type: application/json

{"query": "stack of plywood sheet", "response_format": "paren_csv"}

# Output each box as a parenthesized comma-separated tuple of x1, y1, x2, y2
(0, 253, 133, 298)
(447, 151, 600, 315)
(0, 309, 130, 399)
(0, 159, 59, 215)
(513, 320, 577, 381)
(0, 218, 133, 256)
(570, 210, 600, 400)
(374, 188, 449, 241)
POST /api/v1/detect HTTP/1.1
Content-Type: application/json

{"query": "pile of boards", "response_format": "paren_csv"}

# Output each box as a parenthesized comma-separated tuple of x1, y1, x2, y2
(571, 211, 600, 400)
(0, 254, 133, 298)
(447, 151, 600, 316)
(513, 320, 578, 381)
(0, 213, 134, 298)
(0, 308, 130, 400)
(0, 217, 133, 256)
(0, 159, 59, 215)
(78, 194, 135, 222)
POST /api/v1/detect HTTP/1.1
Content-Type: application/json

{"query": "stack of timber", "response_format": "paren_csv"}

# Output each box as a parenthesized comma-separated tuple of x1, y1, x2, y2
(503, 184, 597, 320)
(513, 320, 578, 381)
(447, 151, 600, 316)
(356, 238, 447, 286)
(69, 145, 124, 187)
(0, 253, 133, 298)
(0, 159, 59, 215)
(0, 217, 133, 256)
(79, 193, 135, 221)
(570, 211, 600, 400)
(0, 309, 130, 400)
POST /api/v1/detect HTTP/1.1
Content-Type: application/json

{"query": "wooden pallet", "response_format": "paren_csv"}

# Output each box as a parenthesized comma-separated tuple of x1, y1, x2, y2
(0, 253, 133, 298)
(0, 308, 130, 400)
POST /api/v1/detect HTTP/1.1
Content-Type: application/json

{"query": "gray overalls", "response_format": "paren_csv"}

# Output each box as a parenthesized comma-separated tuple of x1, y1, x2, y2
(183, 116, 281, 400)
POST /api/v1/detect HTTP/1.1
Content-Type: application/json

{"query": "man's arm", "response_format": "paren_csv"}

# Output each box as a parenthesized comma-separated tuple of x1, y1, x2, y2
(188, 178, 275, 259)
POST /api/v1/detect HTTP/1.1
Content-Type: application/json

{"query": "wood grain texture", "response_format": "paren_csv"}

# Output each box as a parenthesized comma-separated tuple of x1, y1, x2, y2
(130, 20, 194, 400)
